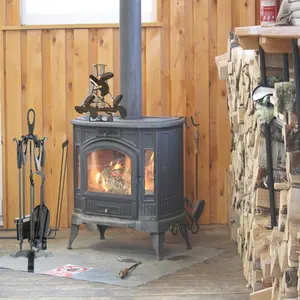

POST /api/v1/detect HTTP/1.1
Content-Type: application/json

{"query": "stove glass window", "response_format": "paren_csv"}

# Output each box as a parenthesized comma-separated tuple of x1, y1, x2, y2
(87, 149, 131, 195)
(144, 150, 154, 195)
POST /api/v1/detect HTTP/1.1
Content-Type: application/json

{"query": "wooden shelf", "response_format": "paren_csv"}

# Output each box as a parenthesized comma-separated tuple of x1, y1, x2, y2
(234, 26, 261, 37)
(234, 25, 300, 53)
(235, 25, 300, 39)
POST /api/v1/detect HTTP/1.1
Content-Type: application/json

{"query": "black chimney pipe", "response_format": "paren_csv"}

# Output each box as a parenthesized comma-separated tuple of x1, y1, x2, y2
(119, 0, 142, 119)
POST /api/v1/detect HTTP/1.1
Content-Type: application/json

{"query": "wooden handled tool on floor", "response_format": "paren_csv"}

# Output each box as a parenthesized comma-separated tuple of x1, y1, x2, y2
(119, 261, 141, 279)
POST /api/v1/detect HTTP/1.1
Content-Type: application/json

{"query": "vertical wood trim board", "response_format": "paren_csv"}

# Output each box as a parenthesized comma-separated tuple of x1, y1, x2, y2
(6, 0, 21, 26)
(217, 0, 232, 224)
(208, 0, 218, 224)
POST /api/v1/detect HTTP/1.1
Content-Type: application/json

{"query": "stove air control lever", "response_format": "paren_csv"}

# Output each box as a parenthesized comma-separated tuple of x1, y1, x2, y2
(98, 130, 108, 137)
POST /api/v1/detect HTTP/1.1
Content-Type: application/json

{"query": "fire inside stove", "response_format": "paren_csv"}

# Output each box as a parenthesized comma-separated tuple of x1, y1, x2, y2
(86, 149, 154, 195)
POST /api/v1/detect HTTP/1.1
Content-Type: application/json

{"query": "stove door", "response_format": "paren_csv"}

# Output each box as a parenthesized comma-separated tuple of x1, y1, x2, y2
(82, 142, 138, 219)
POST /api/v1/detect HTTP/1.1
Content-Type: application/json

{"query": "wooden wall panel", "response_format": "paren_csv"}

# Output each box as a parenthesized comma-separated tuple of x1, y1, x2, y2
(194, 0, 210, 224)
(66, 29, 75, 227)
(185, 0, 195, 203)
(0, 29, 5, 227)
(4, 31, 22, 226)
(0, 0, 259, 228)
(146, 28, 162, 116)
(170, 0, 186, 117)
(208, 0, 218, 224)
(160, 0, 171, 116)
(6, 0, 20, 26)
(217, 0, 232, 224)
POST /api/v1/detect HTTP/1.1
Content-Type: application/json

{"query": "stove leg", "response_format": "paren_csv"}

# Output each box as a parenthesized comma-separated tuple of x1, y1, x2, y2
(150, 232, 165, 260)
(67, 224, 79, 249)
(97, 225, 108, 240)
(179, 224, 192, 250)
(67, 213, 81, 250)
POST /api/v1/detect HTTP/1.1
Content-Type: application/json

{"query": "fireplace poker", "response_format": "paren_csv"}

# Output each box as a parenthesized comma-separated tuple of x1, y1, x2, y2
(119, 261, 142, 279)
(14, 138, 24, 246)
(169, 117, 205, 235)
(48, 139, 69, 239)
(190, 117, 205, 228)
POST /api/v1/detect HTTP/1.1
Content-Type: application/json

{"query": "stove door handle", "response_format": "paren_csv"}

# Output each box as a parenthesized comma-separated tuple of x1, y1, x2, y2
(134, 176, 142, 184)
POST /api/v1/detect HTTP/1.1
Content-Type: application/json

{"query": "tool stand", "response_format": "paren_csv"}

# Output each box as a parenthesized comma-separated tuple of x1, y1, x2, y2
(10, 109, 53, 272)
(248, 34, 300, 230)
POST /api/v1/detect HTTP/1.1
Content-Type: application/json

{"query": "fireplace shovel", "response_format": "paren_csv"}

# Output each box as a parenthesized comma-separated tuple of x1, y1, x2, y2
(170, 117, 205, 236)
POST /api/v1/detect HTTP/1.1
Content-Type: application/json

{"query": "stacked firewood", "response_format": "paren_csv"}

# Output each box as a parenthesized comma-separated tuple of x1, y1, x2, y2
(216, 35, 300, 299)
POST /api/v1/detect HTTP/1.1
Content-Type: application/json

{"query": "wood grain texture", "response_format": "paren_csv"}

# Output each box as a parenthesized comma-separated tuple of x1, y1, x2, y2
(170, 0, 186, 195)
(146, 28, 162, 116)
(98, 28, 114, 91)
(184, 0, 195, 203)
(88, 29, 99, 75)
(0, 1, 260, 227)
(208, 0, 218, 224)
(2, 23, 163, 31)
(170, 0, 186, 117)
(6, 0, 20, 26)
(194, 0, 210, 224)
(66, 29, 74, 227)
(160, 0, 170, 116)
(0, 30, 6, 227)
(5, 31, 22, 227)
(0, 1, 6, 26)
(49, 30, 67, 228)
(142, 29, 147, 116)
(217, 0, 232, 224)
(113, 29, 120, 96)
(246, 0, 256, 26)
(232, 0, 240, 28)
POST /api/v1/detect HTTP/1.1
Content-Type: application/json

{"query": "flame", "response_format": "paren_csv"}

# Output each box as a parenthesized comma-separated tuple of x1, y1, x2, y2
(88, 150, 154, 195)
(112, 161, 122, 170)
(145, 152, 154, 193)
(96, 172, 101, 183)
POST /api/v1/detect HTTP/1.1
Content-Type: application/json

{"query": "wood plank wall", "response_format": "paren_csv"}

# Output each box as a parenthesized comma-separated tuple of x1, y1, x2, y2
(0, 0, 258, 228)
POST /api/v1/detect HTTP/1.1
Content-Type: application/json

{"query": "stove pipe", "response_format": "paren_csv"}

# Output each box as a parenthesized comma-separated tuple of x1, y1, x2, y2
(119, 0, 142, 119)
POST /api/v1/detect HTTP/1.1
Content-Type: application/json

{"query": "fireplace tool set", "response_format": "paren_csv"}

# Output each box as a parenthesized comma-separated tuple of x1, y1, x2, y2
(170, 117, 205, 235)
(75, 64, 127, 122)
(11, 109, 52, 272)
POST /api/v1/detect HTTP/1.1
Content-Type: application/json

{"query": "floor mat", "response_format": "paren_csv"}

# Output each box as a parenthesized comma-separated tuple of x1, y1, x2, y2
(0, 233, 226, 287)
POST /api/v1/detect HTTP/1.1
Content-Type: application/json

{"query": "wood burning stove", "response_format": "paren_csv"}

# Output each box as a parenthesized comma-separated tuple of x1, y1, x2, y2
(67, 0, 191, 259)
(67, 116, 191, 259)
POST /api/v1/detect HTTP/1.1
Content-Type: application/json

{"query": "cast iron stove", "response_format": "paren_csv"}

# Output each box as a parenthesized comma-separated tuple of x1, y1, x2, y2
(67, 0, 191, 259)
(67, 116, 191, 259)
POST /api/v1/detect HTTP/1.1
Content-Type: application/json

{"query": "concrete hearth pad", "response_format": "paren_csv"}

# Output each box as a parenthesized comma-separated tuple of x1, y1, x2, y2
(0, 227, 225, 287)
